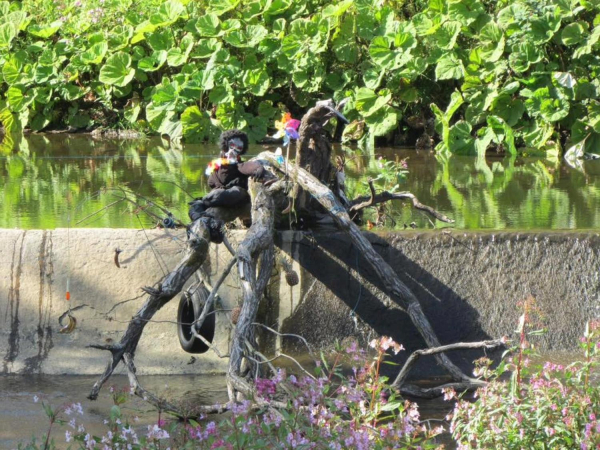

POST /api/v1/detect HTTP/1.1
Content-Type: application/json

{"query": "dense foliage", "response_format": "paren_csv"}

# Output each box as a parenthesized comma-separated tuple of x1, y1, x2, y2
(1, 0, 600, 155)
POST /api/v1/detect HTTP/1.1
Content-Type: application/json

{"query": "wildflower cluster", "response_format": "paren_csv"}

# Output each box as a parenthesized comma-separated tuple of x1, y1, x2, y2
(450, 319, 600, 449)
(21, 337, 444, 449)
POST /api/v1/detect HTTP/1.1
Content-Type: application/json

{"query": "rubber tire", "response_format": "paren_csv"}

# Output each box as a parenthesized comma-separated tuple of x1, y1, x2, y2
(177, 285, 215, 354)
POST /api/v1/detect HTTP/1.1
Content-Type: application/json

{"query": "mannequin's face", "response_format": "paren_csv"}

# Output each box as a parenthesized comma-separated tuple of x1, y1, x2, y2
(225, 138, 244, 160)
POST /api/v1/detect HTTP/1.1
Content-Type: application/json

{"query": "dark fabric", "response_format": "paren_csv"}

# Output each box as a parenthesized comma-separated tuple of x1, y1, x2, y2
(203, 186, 250, 207)
(207, 161, 265, 190)
(188, 186, 250, 221)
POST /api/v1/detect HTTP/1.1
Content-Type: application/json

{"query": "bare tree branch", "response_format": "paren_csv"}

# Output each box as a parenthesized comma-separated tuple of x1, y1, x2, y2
(350, 191, 454, 223)
(391, 338, 506, 393)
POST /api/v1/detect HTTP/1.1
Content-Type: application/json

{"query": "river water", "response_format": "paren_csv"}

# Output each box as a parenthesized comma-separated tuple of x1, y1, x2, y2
(0, 374, 229, 449)
(2, 134, 600, 229)
(0, 373, 458, 449)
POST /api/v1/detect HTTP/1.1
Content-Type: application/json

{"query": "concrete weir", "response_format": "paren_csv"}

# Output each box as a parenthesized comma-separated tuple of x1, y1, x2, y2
(1, 228, 599, 376)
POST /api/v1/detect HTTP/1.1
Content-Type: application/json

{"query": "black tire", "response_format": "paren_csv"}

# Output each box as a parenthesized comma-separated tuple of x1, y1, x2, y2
(177, 285, 215, 353)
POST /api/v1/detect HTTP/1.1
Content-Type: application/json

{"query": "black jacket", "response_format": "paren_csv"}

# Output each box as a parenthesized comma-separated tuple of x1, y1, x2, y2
(208, 160, 264, 190)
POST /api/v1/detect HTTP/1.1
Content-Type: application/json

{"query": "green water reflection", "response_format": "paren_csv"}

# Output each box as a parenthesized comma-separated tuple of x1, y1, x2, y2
(2, 134, 600, 230)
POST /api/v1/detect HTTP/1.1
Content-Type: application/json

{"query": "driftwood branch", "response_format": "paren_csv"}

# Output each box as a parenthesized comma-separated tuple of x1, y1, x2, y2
(88, 218, 214, 400)
(228, 179, 276, 400)
(391, 339, 506, 395)
(349, 190, 455, 223)
(260, 151, 474, 385)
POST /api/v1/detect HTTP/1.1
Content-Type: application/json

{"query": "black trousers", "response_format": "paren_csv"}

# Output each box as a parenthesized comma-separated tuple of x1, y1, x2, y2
(188, 186, 250, 221)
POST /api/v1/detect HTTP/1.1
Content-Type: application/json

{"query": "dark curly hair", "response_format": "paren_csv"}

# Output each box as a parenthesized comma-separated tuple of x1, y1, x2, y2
(218, 129, 249, 156)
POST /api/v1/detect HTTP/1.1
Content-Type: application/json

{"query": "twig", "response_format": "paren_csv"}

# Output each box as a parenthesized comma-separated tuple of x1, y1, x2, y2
(252, 323, 315, 357)
(391, 338, 506, 391)
(191, 257, 237, 330)
(191, 329, 229, 358)
(272, 353, 317, 381)
(348, 178, 376, 213)
(75, 199, 124, 225)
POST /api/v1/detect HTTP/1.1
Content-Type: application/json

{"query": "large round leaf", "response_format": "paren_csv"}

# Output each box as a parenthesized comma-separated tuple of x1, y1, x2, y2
(435, 53, 464, 80)
(99, 52, 135, 87)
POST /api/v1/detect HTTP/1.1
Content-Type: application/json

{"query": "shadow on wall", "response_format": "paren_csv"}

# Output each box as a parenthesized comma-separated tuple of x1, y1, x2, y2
(275, 231, 495, 380)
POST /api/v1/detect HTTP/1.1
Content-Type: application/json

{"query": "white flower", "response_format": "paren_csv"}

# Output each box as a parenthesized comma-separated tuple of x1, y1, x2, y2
(33, 395, 39, 403)
(65, 431, 72, 442)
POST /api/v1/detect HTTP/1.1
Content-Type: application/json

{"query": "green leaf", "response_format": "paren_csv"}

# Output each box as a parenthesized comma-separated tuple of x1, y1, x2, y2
(148, 29, 174, 51)
(522, 119, 554, 147)
(561, 22, 586, 46)
(33, 64, 54, 84)
(433, 21, 461, 50)
(30, 113, 51, 131)
(99, 52, 135, 87)
(369, 36, 394, 68)
(166, 48, 187, 67)
(2, 53, 24, 85)
(159, 111, 183, 140)
(195, 13, 220, 36)
(145, 102, 167, 130)
(61, 84, 86, 101)
(224, 24, 268, 48)
(490, 95, 524, 127)
(355, 88, 391, 117)
(264, 0, 292, 16)
(138, 51, 167, 72)
(67, 112, 90, 129)
(151, 0, 186, 26)
(208, 82, 233, 104)
(0, 22, 16, 48)
(529, 14, 561, 44)
(363, 66, 385, 90)
(191, 39, 221, 59)
(321, 0, 354, 18)
(435, 53, 464, 80)
(80, 42, 108, 65)
(540, 97, 570, 122)
(448, 120, 476, 154)
(0, 108, 17, 133)
(257, 101, 277, 119)
(108, 25, 133, 50)
(209, 0, 240, 16)
(32, 86, 52, 104)
(365, 105, 400, 137)
(508, 43, 543, 73)
(243, 68, 270, 96)
(6, 86, 25, 112)
(27, 21, 62, 39)
(448, 0, 484, 26)
(124, 93, 141, 124)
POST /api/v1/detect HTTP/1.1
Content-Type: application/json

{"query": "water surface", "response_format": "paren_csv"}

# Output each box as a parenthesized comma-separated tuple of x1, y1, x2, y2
(0, 374, 228, 449)
(2, 134, 600, 230)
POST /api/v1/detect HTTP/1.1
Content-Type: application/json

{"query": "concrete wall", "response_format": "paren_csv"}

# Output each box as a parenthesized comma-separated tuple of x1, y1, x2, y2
(2, 228, 599, 376)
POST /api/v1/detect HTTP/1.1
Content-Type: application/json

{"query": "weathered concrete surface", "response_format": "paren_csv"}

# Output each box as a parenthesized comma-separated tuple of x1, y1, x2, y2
(275, 231, 600, 376)
(2, 228, 599, 376)
(0, 228, 238, 375)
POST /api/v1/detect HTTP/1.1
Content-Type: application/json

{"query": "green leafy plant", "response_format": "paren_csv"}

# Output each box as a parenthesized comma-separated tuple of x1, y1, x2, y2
(450, 303, 600, 449)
